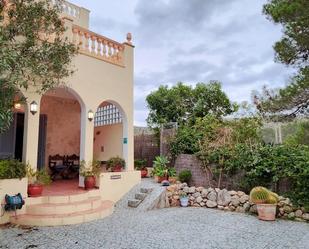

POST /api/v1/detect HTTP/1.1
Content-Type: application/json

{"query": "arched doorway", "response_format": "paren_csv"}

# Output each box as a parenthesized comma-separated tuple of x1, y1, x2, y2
(93, 100, 128, 170)
(39, 87, 83, 177)
(0, 92, 26, 161)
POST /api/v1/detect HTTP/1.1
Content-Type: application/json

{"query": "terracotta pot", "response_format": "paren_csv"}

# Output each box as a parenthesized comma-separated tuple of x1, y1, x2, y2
(84, 176, 96, 190)
(168, 177, 177, 184)
(157, 176, 168, 183)
(28, 184, 43, 197)
(141, 168, 148, 178)
(112, 165, 123, 172)
(154, 175, 159, 182)
(257, 204, 277, 221)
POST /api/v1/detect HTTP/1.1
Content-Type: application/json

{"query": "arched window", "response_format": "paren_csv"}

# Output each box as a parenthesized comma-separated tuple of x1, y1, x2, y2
(94, 104, 122, 127)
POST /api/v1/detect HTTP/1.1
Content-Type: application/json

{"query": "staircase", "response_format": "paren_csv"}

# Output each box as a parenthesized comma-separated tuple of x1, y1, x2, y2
(128, 187, 153, 208)
(10, 189, 114, 226)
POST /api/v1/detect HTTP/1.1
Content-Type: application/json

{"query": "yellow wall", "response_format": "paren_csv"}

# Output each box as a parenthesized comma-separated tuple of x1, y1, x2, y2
(98, 171, 141, 202)
(93, 124, 123, 161)
(0, 178, 28, 224)
(21, 25, 134, 171)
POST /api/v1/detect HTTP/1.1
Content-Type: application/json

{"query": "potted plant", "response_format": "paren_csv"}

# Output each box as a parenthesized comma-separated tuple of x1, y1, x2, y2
(80, 160, 101, 190)
(153, 156, 169, 183)
(27, 165, 51, 197)
(250, 186, 279, 221)
(180, 192, 189, 207)
(134, 159, 148, 178)
(156, 167, 168, 183)
(106, 156, 125, 172)
(167, 167, 177, 184)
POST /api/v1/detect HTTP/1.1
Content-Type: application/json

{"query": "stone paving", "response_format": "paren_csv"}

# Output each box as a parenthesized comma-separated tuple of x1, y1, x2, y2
(1, 180, 309, 249)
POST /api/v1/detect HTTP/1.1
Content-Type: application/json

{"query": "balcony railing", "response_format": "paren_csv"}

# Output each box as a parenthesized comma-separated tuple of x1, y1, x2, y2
(71, 25, 125, 67)
(52, 0, 81, 19)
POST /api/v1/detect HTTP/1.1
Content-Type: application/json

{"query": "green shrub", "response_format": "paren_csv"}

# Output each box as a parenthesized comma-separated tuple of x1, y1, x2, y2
(106, 156, 125, 171)
(152, 156, 169, 177)
(224, 144, 309, 208)
(0, 159, 26, 179)
(134, 159, 147, 170)
(178, 169, 192, 184)
(170, 126, 201, 157)
(168, 167, 177, 177)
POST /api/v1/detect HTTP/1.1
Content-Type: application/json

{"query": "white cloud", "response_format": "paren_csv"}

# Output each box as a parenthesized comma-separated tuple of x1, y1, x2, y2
(69, 0, 292, 126)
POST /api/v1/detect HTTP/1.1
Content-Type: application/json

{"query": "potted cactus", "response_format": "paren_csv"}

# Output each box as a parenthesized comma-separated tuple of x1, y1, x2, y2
(250, 186, 279, 221)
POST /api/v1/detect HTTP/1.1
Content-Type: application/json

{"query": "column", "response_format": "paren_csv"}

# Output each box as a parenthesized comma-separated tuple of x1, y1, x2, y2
(22, 97, 41, 171)
(79, 106, 94, 187)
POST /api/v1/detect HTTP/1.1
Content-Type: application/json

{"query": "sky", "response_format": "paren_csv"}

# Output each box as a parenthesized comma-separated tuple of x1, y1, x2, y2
(69, 0, 292, 126)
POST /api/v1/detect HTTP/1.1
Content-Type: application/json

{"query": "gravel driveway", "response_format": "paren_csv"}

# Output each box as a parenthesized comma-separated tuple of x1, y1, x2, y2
(1, 181, 309, 249)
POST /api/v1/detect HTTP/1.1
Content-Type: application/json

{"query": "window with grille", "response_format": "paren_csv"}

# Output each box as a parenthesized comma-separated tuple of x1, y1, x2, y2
(94, 104, 122, 127)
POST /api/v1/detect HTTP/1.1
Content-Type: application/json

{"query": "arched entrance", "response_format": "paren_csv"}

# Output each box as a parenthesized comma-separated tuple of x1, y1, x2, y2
(93, 100, 128, 170)
(0, 92, 26, 161)
(39, 87, 83, 179)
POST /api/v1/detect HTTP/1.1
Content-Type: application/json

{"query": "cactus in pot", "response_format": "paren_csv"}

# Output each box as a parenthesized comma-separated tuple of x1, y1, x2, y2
(250, 186, 279, 221)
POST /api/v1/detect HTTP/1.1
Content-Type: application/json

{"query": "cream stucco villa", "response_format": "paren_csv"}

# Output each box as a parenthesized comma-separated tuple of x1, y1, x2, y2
(0, 1, 140, 226)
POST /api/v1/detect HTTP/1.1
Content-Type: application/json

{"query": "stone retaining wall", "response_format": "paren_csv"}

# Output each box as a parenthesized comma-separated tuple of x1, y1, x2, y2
(166, 183, 309, 222)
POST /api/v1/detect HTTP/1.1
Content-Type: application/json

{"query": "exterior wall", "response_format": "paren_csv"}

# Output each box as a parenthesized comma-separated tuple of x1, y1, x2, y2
(174, 154, 208, 187)
(0, 178, 28, 224)
(21, 37, 134, 171)
(93, 124, 122, 161)
(98, 171, 141, 202)
(20, 0, 135, 173)
(40, 95, 81, 166)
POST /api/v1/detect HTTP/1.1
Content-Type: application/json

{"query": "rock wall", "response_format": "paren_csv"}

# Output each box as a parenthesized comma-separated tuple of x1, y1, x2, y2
(166, 183, 309, 222)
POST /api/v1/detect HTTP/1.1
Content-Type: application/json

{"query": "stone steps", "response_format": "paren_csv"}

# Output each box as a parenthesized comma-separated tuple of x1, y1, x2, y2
(11, 200, 114, 227)
(10, 189, 114, 226)
(26, 197, 102, 216)
(128, 188, 152, 208)
(25, 189, 101, 205)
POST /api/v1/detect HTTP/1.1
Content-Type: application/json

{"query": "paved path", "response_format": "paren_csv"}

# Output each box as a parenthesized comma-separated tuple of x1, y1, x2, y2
(1, 180, 309, 249)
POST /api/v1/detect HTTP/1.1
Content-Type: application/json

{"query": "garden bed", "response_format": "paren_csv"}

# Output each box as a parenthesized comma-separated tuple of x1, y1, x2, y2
(166, 182, 309, 222)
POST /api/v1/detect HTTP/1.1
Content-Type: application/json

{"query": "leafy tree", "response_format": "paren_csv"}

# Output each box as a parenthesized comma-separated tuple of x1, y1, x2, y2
(146, 81, 237, 129)
(254, 0, 309, 119)
(0, 0, 76, 133)
(195, 115, 262, 188)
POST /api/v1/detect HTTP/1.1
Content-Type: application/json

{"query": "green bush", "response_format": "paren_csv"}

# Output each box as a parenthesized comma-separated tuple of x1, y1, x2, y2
(0, 159, 26, 179)
(224, 144, 309, 208)
(170, 126, 201, 157)
(178, 169, 192, 184)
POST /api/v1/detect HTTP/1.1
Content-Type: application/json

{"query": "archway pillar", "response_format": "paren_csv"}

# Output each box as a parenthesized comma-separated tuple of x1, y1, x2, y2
(22, 95, 41, 171)
(79, 105, 94, 187)
(125, 114, 134, 172)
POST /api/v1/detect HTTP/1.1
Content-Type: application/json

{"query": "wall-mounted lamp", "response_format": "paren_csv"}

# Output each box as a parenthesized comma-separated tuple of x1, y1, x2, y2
(14, 103, 21, 110)
(30, 101, 38, 115)
(88, 110, 94, 121)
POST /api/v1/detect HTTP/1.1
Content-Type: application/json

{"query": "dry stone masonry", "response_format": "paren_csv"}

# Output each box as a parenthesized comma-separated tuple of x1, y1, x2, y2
(166, 183, 309, 222)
